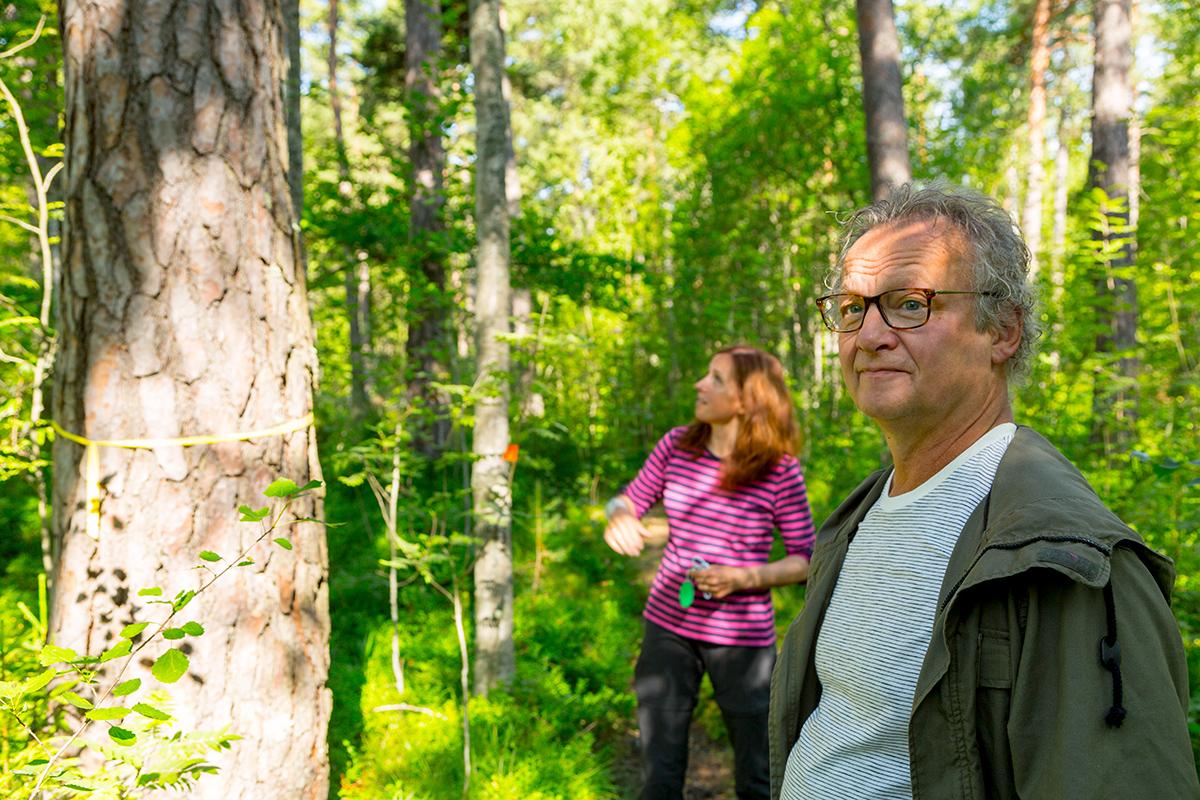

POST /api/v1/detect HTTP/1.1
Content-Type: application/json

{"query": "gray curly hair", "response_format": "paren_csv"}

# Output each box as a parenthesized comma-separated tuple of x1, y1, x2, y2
(829, 182, 1042, 381)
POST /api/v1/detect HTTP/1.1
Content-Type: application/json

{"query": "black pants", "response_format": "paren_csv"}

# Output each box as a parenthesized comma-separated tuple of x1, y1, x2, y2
(634, 620, 775, 800)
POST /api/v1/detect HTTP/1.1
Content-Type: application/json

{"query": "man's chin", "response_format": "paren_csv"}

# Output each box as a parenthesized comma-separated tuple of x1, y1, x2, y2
(850, 392, 910, 423)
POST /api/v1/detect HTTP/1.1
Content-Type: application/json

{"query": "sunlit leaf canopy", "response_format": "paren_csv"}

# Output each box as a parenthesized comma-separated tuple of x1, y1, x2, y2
(0, 0, 1197, 796)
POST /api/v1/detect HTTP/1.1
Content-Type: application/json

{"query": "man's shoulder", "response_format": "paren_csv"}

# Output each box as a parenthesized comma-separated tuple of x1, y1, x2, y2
(813, 468, 890, 544)
(988, 426, 1139, 547)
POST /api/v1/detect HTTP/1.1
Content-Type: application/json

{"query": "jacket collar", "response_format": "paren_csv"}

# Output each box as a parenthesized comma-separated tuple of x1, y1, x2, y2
(910, 425, 1175, 712)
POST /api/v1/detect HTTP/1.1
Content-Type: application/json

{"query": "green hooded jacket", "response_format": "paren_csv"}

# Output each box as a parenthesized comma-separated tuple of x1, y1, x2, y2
(769, 426, 1200, 799)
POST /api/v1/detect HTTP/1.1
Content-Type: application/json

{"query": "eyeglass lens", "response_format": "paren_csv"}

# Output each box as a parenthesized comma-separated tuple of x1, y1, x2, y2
(822, 290, 930, 331)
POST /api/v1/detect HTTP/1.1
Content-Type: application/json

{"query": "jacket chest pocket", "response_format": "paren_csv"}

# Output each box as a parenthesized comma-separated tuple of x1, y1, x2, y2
(977, 629, 1012, 689)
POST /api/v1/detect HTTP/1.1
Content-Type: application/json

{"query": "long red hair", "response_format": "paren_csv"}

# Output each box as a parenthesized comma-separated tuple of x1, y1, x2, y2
(678, 345, 799, 490)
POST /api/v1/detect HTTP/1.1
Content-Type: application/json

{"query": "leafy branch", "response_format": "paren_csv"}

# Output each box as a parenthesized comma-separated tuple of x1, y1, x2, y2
(0, 478, 322, 799)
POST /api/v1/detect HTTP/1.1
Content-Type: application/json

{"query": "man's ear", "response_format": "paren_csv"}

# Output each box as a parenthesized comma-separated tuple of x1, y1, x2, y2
(991, 316, 1022, 366)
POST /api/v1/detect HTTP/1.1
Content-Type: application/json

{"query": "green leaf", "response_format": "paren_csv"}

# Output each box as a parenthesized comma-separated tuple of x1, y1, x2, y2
(38, 644, 78, 665)
(112, 678, 141, 697)
(24, 671, 58, 695)
(100, 639, 132, 663)
(108, 726, 137, 746)
(236, 559, 255, 567)
(138, 587, 163, 597)
(239, 505, 271, 522)
(162, 628, 185, 640)
(293, 479, 323, 494)
(172, 590, 196, 612)
(152, 648, 189, 684)
(182, 621, 205, 636)
(61, 691, 94, 710)
(273, 537, 293, 551)
(132, 702, 172, 721)
(120, 622, 150, 639)
(85, 706, 130, 721)
(264, 478, 300, 497)
(198, 550, 222, 562)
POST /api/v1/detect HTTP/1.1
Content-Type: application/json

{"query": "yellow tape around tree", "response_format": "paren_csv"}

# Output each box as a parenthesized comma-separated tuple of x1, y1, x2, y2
(50, 412, 315, 541)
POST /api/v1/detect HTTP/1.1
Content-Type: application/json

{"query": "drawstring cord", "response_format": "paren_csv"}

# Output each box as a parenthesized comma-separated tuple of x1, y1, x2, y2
(1099, 580, 1126, 728)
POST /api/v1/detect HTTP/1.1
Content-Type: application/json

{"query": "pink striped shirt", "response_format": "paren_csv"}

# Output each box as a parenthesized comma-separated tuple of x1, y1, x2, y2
(624, 427, 815, 647)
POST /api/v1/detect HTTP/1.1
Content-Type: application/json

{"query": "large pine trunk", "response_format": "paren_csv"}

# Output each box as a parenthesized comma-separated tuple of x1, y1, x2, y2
(855, 0, 911, 200)
(52, 2, 330, 798)
(1088, 0, 1137, 443)
(470, 0, 515, 696)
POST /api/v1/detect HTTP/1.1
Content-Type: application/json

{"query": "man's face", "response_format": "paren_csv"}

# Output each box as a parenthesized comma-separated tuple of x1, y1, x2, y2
(838, 219, 1010, 439)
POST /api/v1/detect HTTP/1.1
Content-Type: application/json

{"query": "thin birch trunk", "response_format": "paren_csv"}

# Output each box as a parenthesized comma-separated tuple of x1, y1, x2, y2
(469, 0, 515, 696)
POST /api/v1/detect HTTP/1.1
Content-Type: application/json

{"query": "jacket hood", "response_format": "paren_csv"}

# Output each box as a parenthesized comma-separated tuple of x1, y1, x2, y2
(979, 426, 1176, 602)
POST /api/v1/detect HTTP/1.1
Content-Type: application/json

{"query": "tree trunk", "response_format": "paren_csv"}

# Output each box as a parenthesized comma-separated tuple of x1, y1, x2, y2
(469, 0, 515, 696)
(329, 0, 373, 419)
(505, 36, 536, 419)
(405, 0, 452, 454)
(284, 0, 306, 275)
(53, 3, 330, 798)
(855, 0, 911, 200)
(1050, 111, 1070, 312)
(1047, 113, 1071, 372)
(1088, 0, 1137, 443)
(1128, 0, 1140, 233)
(1022, 0, 1053, 281)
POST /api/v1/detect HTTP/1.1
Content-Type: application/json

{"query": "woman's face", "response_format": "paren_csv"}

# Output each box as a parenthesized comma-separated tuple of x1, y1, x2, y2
(694, 353, 743, 424)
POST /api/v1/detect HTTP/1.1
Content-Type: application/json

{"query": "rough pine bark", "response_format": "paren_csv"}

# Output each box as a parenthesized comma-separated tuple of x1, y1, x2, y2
(52, 2, 330, 798)
(1088, 0, 1138, 441)
(469, 0, 515, 696)
(405, 0, 452, 453)
(285, 0, 303, 229)
(1022, 0, 1053, 280)
(855, 0, 911, 201)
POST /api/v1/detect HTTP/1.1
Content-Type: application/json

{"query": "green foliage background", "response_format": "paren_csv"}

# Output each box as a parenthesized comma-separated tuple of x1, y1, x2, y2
(2, 0, 1198, 796)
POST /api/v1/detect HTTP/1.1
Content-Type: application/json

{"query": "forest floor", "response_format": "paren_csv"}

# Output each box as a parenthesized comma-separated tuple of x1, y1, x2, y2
(615, 521, 736, 799)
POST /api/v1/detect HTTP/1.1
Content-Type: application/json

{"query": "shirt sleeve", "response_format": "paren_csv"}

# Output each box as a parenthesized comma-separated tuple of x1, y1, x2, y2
(622, 429, 678, 518)
(774, 457, 816, 558)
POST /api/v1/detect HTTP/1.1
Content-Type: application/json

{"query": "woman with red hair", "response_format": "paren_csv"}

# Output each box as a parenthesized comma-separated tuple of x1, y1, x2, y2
(604, 345, 815, 800)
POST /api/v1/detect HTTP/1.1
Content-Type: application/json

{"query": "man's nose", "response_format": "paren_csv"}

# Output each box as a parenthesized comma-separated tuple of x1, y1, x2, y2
(855, 301, 897, 350)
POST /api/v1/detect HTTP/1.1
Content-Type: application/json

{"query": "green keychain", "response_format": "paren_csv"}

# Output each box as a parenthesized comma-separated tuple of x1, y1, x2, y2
(678, 556, 712, 608)
(678, 578, 696, 608)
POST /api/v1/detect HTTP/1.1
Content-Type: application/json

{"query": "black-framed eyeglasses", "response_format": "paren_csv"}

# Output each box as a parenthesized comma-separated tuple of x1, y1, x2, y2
(814, 288, 999, 333)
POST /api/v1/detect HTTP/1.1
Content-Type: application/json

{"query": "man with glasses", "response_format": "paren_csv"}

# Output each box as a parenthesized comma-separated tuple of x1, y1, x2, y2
(769, 184, 1198, 799)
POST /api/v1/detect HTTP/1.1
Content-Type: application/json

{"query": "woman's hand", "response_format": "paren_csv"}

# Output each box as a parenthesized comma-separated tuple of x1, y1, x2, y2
(690, 554, 810, 598)
(604, 509, 652, 556)
(690, 565, 750, 599)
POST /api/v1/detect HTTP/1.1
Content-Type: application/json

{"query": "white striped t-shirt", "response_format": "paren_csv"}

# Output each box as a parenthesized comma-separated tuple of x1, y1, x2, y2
(781, 423, 1016, 800)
